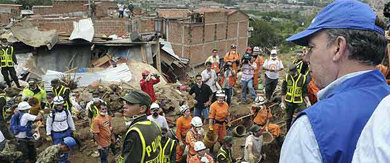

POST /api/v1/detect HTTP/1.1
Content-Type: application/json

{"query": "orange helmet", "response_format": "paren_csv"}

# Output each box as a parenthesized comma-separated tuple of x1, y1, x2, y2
(246, 46, 252, 51)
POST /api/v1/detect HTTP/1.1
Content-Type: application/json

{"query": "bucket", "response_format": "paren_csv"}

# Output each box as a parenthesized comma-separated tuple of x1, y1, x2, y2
(203, 130, 218, 148)
(263, 131, 274, 144)
(232, 125, 246, 137)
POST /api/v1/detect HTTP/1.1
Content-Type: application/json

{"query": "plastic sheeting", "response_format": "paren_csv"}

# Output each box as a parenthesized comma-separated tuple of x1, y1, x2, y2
(42, 63, 132, 90)
(70, 18, 94, 42)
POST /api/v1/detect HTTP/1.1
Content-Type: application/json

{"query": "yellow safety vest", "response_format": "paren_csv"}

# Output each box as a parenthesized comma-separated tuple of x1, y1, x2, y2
(217, 146, 232, 163)
(89, 105, 99, 129)
(161, 138, 176, 163)
(295, 60, 309, 76)
(285, 74, 306, 104)
(52, 86, 70, 107)
(22, 87, 47, 103)
(119, 120, 162, 163)
(0, 47, 14, 67)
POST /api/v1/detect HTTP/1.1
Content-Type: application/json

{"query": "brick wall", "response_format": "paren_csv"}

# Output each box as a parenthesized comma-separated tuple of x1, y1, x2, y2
(204, 11, 227, 24)
(190, 25, 203, 44)
(204, 24, 214, 42)
(0, 5, 21, 25)
(167, 22, 182, 43)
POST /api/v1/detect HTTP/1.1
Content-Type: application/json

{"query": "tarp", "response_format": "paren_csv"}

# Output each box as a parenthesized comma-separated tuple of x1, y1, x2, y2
(42, 63, 132, 90)
(10, 20, 58, 50)
(70, 18, 94, 42)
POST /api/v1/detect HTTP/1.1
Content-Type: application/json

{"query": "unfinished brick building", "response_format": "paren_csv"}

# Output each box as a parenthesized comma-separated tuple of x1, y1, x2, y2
(156, 8, 250, 66)
(0, 4, 22, 25)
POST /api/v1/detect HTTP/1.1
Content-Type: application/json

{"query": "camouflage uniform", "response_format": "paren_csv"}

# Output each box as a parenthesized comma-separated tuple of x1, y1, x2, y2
(36, 144, 61, 163)
(0, 140, 22, 162)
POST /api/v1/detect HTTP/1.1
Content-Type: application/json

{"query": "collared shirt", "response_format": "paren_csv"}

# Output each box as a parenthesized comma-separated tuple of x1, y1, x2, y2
(147, 115, 169, 129)
(280, 70, 370, 163)
(189, 83, 212, 108)
(352, 94, 390, 163)
(201, 69, 218, 92)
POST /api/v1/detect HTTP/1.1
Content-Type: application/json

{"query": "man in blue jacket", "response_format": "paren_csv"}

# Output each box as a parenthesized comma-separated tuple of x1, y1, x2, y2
(279, 0, 390, 163)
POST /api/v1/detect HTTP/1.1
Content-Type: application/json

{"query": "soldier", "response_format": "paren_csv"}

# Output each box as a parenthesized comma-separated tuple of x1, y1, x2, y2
(0, 82, 13, 144)
(51, 79, 72, 112)
(216, 136, 235, 163)
(36, 137, 78, 163)
(160, 127, 177, 163)
(0, 38, 20, 88)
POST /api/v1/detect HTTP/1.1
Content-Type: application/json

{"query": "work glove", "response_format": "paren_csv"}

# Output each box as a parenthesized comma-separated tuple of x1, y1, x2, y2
(227, 122, 231, 128)
(209, 125, 213, 131)
(280, 102, 286, 110)
(249, 154, 256, 163)
(306, 102, 311, 108)
(46, 136, 52, 142)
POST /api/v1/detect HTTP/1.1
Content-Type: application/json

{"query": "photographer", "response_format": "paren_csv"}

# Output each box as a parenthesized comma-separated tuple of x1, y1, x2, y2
(140, 70, 160, 104)
(220, 62, 236, 106)
(240, 53, 257, 103)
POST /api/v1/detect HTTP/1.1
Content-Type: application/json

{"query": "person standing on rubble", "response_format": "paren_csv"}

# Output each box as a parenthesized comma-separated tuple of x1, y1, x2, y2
(147, 103, 169, 129)
(252, 46, 263, 90)
(0, 82, 14, 145)
(51, 79, 72, 112)
(208, 90, 230, 153)
(240, 53, 257, 103)
(92, 103, 114, 163)
(161, 127, 177, 163)
(251, 96, 280, 138)
(187, 141, 214, 163)
(220, 62, 235, 106)
(140, 70, 160, 103)
(224, 44, 240, 73)
(87, 90, 106, 129)
(118, 90, 162, 163)
(186, 116, 204, 158)
(176, 105, 192, 162)
(22, 79, 47, 114)
(201, 61, 218, 102)
(205, 49, 221, 74)
(216, 136, 235, 163)
(280, 65, 311, 132)
(280, 1, 390, 162)
(36, 136, 79, 163)
(0, 38, 20, 88)
(189, 74, 212, 121)
(244, 125, 264, 163)
(262, 49, 284, 101)
(46, 96, 76, 163)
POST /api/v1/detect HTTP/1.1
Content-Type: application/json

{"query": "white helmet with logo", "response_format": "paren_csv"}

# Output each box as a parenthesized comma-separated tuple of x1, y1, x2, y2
(150, 103, 160, 109)
(194, 141, 206, 152)
(191, 116, 203, 127)
(253, 46, 260, 52)
(180, 105, 190, 114)
(53, 96, 65, 105)
(216, 90, 225, 98)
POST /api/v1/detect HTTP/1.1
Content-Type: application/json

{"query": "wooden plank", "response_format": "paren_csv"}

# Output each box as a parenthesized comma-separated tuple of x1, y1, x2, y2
(141, 45, 147, 63)
(156, 41, 162, 73)
(91, 55, 111, 67)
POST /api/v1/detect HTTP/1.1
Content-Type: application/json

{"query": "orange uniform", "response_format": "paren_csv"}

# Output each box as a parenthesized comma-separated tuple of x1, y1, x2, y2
(253, 57, 264, 89)
(209, 101, 230, 143)
(187, 154, 214, 163)
(224, 51, 240, 72)
(251, 105, 280, 137)
(186, 128, 202, 156)
(206, 56, 220, 73)
(307, 77, 320, 104)
(176, 116, 192, 162)
(376, 64, 390, 84)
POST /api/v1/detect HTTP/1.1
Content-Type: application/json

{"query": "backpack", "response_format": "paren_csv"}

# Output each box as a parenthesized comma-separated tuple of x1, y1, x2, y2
(50, 109, 69, 128)
(10, 112, 32, 135)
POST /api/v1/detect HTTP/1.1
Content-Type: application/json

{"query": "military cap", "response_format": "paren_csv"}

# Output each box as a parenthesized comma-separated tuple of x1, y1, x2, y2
(249, 125, 262, 132)
(121, 90, 151, 108)
(223, 136, 233, 144)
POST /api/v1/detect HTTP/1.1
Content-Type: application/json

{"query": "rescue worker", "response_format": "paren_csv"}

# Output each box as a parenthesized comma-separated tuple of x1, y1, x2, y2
(208, 90, 230, 152)
(51, 79, 72, 112)
(216, 136, 235, 163)
(205, 49, 220, 74)
(0, 82, 13, 142)
(118, 90, 162, 163)
(87, 91, 106, 129)
(293, 50, 309, 76)
(147, 103, 169, 129)
(244, 125, 263, 163)
(240, 53, 257, 103)
(140, 70, 160, 103)
(280, 65, 311, 131)
(0, 38, 20, 88)
(160, 127, 177, 163)
(46, 92, 55, 111)
(251, 96, 280, 137)
(307, 77, 320, 104)
(187, 141, 214, 163)
(252, 46, 263, 90)
(224, 44, 240, 73)
(22, 79, 47, 114)
(262, 49, 284, 101)
(36, 136, 79, 163)
(186, 116, 204, 157)
(46, 96, 76, 163)
(176, 105, 192, 162)
(220, 62, 235, 106)
(245, 46, 252, 56)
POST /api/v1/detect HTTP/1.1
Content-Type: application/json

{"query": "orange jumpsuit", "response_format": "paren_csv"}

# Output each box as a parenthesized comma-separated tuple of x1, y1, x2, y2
(209, 101, 230, 143)
(307, 77, 320, 104)
(251, 105, 280, 137)
(187, 154, 214, 163)
(376, 64, 390, 84)
(253, 57, 264, 89)
(224, 51, 240, 73)
(206, 56, 220, 73)
(186, 128, 202, 156)
(176, 116, 192, 162)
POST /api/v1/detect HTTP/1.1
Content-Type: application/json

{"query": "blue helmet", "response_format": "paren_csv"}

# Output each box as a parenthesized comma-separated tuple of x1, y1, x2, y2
(63, 137, 77, 149)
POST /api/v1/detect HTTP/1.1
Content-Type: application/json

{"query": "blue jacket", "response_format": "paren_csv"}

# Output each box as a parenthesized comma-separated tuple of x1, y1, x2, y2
(299, 70, 390, 163)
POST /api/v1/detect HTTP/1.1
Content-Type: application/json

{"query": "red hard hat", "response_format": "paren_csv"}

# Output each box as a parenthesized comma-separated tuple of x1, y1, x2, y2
(142, 70, 150, 76)
(246, 47, 252, 51)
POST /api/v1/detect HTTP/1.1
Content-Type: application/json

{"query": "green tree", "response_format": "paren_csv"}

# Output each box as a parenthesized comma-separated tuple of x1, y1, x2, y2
(248, 18, 283, 48)
(16, 0, 52, 9)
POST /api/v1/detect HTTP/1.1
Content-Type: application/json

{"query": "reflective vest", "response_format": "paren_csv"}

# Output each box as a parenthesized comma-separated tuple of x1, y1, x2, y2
(22, 87, 46, 103)
(285, 74, 306, 104)
(217, 146, 232, 163)
(119, 120, 162, 163)
(0, 93, 5, 118)
(52, 86, 71, 108)
(89, 105, 99, 129)
(161, 138, 176, 163)
(0, 47, 14, 67)
(295, 60, 309, 76)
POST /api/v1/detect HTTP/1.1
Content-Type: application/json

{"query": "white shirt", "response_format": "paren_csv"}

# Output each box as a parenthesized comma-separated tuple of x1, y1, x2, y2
(201, 69, 218, 93)
(244, 134, 263, 162)
(15, 113, 37, 139)
(147, 115, 169, 129)
(352, 94, 390, 163)
(263, 57, 284, 79)
(279, 71, 371, 163)
(46, 110, 76, 135)
(0, 130, 4, 143)
(241, 63, 256, 81)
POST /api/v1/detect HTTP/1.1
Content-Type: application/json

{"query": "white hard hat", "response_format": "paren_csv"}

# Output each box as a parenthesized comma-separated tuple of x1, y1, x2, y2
(180, 105, 190, 114)
(254, 96, 267, 105)
(150, 103, 160, 109)
(18, 102, 31, 111)
(271, 49, 277, 55)
(194, 141, 206, 152)
(216, 90, 225, 98)
(53, 96, 65, 105)
(253, 46, 260, 52)
(191, 116, 203, 127)
(200, 156, 209, 163)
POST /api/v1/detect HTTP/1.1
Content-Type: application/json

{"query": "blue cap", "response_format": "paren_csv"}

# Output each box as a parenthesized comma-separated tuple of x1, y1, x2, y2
(63, 137, 77, 149)
(287, 0, 384, 46)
